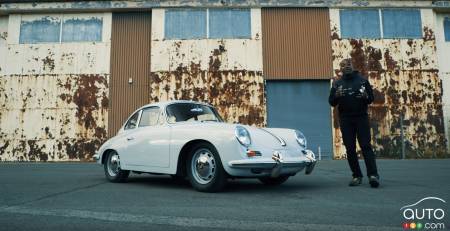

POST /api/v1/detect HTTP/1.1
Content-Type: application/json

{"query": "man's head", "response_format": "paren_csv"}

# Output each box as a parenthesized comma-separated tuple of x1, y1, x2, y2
(340, 59, 354, 76)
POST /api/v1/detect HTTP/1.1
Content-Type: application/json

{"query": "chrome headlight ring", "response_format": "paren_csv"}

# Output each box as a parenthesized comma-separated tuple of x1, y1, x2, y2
(235, 126, 251, 147)
(295, 130, 307, 149)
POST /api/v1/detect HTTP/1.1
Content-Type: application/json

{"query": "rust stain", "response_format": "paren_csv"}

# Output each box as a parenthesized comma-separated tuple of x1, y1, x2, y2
(26, 140, 48, 162)
(423, 26, 435, 41)
(330, 26, 340, 40)
(150, 44, 266, 127)
(384, 49, 398, 71)
(331, 29, 446, 158)
(1, 74, 109, 161)
(41, 54, 55, 72)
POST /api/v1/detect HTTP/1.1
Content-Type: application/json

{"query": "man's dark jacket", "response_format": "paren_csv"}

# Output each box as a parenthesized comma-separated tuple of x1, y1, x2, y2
(328, 71, 374, 117)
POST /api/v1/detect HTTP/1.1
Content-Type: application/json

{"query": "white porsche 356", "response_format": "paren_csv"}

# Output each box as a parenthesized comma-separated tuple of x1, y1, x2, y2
(94, 100, 316, 192)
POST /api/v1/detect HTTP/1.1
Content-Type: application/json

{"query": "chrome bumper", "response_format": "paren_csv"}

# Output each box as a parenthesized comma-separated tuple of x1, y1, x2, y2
(228, 149, 317, 177)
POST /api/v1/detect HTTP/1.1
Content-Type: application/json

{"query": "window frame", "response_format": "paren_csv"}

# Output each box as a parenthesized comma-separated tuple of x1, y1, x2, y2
(164, 8, 252, 40)
(208, 8, 251, 39)
(124, 110, 142, 130)
(19, 13, 103, 44)
(444, 17, 450, 42)
(339, 8, 423, 39)
(19, 15, 62, 44)
(61, 16, 103, 43)
(164, 8, 207, 40)
(138, 106, 162, 128)
(339, 9, 382, 39)
(381, 8, 422, 39)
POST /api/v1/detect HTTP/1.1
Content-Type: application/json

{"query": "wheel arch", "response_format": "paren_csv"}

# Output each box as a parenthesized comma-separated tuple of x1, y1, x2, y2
(100, 149, 116, 165)
(176, 139, 218, 177)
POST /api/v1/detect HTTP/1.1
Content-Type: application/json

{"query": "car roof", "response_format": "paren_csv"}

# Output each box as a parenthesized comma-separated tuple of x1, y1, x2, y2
(137, 100, 212, 111)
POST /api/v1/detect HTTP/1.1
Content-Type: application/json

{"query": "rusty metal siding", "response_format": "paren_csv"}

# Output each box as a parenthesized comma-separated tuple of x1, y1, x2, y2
(150, 9, 265, 126)
(262, 8, 333, 80)
(329, 9, 447, 159)
(108, 12, 151, 137)
(0, 13, 111, 161)
(435, 13, 450, 152)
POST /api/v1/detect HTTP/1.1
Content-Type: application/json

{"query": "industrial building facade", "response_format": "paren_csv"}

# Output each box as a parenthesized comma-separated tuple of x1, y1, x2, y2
(0, 0, 449, 161)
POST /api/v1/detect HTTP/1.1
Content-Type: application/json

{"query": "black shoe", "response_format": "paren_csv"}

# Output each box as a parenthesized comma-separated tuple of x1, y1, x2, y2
(349, 177, 362, 186)
(369, 175, 380, 188)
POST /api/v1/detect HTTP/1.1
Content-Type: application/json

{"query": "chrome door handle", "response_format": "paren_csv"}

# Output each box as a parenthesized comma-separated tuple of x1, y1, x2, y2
(126, 137, 134, 141)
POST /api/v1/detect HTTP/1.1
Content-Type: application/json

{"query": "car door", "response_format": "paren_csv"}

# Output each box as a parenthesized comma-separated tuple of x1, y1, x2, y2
(127, 106, 171, 168)
(116, 110, 142, 168)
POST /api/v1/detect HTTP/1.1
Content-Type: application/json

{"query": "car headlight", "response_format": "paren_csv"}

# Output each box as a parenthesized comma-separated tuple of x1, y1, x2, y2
(235, 126, 251, 147)
(295, 130, 307, 149)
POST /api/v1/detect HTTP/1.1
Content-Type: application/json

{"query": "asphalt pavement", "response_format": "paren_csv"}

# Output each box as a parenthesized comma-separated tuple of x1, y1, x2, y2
(0, 159, 449, 231)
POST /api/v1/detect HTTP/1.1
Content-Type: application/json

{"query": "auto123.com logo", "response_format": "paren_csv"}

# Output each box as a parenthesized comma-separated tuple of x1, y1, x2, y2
(401, 197, 447, 230)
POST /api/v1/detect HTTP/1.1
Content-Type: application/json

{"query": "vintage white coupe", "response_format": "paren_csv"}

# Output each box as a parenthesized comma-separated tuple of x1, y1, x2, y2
(94, 100, 316, 192)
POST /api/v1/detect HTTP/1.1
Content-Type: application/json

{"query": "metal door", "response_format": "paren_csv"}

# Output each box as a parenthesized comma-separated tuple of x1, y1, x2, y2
(109, 12, 152, 137)
(266, 80, 333, 159)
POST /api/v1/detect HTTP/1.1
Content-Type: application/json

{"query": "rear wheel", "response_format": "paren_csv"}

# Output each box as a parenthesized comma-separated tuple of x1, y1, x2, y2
(187, 143, 227, 192)
(104, 150, 130, 183)
(258, 175, 289, 186)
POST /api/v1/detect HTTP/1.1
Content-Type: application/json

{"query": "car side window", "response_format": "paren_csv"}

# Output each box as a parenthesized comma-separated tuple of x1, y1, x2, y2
(139, 107, 160, 127)
(124, 111, 140, 130)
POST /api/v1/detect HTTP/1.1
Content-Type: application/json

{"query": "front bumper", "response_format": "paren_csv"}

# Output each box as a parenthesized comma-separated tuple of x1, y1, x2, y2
(93, 153, 100, 162)
(228, 149, 317, 177)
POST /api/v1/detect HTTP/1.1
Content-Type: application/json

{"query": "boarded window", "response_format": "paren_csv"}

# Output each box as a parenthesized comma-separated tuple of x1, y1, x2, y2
(340, 9, 381, 39)
(444, 17, 450, 42)
(62, 16, 102, 42)
(382, 9, 422, 39)
(209, 9, 251, 39)
(165, 9, 206, 39)
(19, 16, 61, 43)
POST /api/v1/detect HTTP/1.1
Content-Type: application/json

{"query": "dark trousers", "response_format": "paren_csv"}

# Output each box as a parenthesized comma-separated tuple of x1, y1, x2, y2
(339, 115, 378, 178)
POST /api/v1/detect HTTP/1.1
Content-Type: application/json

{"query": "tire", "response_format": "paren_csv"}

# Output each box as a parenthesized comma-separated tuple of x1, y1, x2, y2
(258, 175, 290, 186)
(104, 150, 130, 183)
(186, 143, 227, 192)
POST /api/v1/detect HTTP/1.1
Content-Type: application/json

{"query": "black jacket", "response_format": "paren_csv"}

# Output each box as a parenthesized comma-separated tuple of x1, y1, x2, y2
(328, 71, 374, 118)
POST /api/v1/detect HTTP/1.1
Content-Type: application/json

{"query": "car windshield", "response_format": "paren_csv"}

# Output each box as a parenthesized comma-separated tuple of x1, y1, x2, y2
(166, 103, 223, 123)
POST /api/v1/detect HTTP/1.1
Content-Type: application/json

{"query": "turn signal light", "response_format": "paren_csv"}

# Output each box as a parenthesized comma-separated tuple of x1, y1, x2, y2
(246, 150, 262, 157)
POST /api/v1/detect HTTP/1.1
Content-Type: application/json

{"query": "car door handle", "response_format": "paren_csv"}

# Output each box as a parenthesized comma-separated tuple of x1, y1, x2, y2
(126, 137, 134, 141)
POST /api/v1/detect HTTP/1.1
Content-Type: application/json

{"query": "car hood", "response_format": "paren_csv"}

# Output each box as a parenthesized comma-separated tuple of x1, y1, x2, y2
(242, 125, 293, 150)
(168, 121, 297, 150)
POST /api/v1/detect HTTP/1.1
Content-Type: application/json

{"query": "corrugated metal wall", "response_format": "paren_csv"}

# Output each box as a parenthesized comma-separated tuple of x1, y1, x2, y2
(108, 12, 151, 137)
(261, 8, 333, 79)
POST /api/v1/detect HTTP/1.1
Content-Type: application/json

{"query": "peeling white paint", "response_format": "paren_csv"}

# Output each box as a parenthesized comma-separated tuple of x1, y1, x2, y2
(151, 8, 262, 72)
(330, 8, 446, 158)
(435, 12, 450, 151)
(0, 13, 112, 161)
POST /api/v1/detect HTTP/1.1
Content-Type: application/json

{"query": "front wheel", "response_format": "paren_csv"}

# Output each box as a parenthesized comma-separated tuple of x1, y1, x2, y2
(258, 176, 290, 186)
(104, 150, 130, 183)
(187, 143, 227, 192)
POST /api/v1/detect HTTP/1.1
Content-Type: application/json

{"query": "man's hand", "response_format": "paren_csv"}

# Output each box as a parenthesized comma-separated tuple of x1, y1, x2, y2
(356, 85, 368, 99)
(335, 85, 344, 98)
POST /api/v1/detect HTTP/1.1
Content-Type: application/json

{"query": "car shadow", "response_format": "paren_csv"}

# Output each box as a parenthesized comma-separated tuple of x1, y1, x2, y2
(124, 174, 333, 193)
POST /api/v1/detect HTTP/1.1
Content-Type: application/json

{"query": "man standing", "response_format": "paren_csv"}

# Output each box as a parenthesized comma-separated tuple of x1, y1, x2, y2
(329, 59, 380, 188)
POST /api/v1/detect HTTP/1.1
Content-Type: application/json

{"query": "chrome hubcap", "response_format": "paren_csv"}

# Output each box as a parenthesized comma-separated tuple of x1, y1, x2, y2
(191, 148, 216, 184)
(107, 153, 121, 177)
